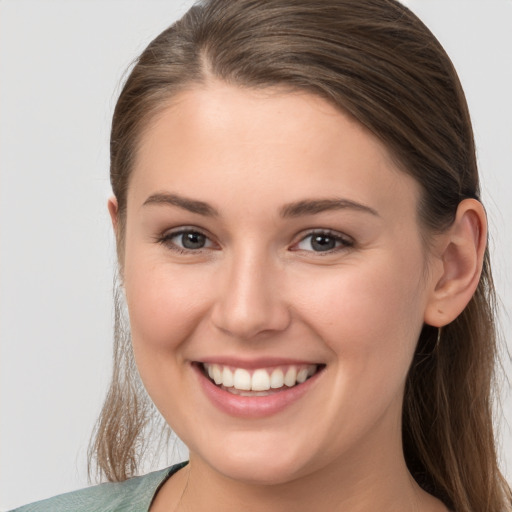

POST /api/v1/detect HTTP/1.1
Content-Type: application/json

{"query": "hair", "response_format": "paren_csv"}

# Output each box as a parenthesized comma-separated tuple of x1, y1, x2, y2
(88, 1, 511, 511)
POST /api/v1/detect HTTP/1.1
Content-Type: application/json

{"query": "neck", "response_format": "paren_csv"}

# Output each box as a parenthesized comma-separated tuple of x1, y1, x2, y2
(181, 460, 419, 512)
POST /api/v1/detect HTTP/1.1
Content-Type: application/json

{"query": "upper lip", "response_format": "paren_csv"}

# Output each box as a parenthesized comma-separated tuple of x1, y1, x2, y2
(195, 357, 324, 369)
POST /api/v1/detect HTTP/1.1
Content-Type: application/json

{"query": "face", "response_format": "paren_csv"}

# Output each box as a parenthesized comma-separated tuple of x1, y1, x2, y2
(119, 82, 436, 485)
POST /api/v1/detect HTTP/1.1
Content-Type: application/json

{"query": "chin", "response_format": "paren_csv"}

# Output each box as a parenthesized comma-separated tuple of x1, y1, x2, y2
(215, 454, 307, 486)
(188, 432, 319, 486)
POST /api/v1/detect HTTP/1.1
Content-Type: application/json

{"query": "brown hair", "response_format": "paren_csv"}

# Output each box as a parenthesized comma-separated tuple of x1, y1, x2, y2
(89, 1, 511, 510)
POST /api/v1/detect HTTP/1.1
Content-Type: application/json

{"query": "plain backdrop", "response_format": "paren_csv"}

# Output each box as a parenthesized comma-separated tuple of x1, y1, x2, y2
(1, 0, 511, 509)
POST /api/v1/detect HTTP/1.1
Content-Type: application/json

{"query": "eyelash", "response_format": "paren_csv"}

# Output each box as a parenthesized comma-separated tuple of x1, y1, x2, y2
(292, 230, 354, 254)
(155, 228, 354, 255)
(156, 228, 215, 254)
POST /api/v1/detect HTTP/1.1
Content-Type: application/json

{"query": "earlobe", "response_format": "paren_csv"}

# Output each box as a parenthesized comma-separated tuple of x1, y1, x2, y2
(107, 195, 119, 234)
(424, 199, 487, 327)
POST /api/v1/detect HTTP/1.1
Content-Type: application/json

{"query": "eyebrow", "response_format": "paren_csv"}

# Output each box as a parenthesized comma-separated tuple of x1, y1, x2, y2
(143, 192, 219, 216)
(280, 198, 379, 218)
(142, 192, 379, 218)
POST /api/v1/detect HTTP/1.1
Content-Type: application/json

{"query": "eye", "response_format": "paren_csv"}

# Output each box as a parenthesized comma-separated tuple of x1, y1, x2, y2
(157, 228, 216, 253)
(293, 231, 353, 253)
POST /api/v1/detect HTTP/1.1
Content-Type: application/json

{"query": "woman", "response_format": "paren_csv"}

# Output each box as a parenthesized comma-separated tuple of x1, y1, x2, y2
(11, 0, 511, 511)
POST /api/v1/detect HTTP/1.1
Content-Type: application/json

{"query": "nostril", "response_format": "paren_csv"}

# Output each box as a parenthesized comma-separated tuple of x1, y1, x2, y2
(210, 300, 292, 340)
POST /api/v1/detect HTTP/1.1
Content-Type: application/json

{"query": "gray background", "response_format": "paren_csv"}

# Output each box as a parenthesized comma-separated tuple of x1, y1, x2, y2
(1, 0, 511, 509)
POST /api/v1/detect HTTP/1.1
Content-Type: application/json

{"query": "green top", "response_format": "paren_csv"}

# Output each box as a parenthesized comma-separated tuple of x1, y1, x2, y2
(10, 462, 188, 512)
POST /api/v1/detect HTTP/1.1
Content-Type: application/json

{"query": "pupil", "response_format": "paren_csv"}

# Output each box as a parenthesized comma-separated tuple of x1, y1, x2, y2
(182, 232, 206, 249)
(311, 234, 335, 251)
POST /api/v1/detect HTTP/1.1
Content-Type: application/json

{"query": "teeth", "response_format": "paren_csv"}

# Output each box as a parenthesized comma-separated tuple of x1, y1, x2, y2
(251, 369, 270, 391)
(203, 363, 318, 392)
(222, 366, 234, 387)
(212, 365, 222, 385)
(296, 368, 309, 383)
(284, 367, 297, 387)
(233, 368, 251, 390)
(270, 368, 284, 389)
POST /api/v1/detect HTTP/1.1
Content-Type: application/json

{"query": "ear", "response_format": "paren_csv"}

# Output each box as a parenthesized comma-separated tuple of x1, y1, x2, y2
(424, 198, 487, 327)
(107, 195, 119, 234)
(108, 195, 125, 281)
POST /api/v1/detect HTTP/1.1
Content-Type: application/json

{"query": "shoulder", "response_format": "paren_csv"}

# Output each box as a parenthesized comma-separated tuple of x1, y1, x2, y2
(9, 462, 188, 512)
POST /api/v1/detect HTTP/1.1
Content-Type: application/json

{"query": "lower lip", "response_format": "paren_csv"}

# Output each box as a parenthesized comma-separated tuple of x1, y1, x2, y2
(193, 364, 323, 418)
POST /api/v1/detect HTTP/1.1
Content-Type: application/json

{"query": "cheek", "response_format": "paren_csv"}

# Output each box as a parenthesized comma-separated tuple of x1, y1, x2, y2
(123, 247, 210, 355)
(121, 251, 213, 420)
(295, 255, 426, 376)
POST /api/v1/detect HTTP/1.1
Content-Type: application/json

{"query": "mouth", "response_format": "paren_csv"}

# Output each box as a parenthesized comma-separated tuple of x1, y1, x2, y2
(194, 360, 326, 418)
(199, 362, 324, 397)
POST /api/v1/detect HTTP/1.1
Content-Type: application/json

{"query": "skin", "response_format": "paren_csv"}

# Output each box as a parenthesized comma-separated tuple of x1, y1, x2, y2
(109, 81, 486, 511)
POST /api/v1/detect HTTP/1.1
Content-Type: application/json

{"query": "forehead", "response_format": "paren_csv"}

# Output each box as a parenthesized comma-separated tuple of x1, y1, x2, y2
(128, 82, 420, 219)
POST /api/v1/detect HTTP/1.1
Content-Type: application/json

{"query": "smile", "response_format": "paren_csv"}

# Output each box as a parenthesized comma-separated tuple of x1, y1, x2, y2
(202, 363, 319, 396)
(194, 360, 325, 417)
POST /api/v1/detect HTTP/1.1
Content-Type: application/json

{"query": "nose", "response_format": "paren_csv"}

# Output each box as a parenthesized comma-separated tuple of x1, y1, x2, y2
(210, 250, 291, 340)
